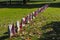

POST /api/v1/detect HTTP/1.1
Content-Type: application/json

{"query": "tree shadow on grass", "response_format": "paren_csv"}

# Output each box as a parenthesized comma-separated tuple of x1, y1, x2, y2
(49, 2, 60, 8)
(0, 32, 9, 40)
(39, 21, 60, 40)
(0, 1, 60, 8)
(0, 1, 47, 9)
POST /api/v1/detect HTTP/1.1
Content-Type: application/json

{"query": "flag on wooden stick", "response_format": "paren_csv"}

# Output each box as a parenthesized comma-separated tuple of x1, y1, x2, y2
(20, 22, 23, 33)
(40, 7, 44, 12)
(44, 4, 48, 9)
(25, 16, 28, 24)
(27, 15, 30, 23)
(11, 24, 16, 36)
(29, 13, 33, 21)
(34, 11, 38, 17)
(37, 8, 41, 13)
(21, 18, 26, 27)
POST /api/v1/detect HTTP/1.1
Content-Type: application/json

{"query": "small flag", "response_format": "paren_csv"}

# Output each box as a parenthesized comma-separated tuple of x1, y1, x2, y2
(20, 22, 22, 32)
(40, 7, 44, 12)
(29, 14, 33, 21)
(27, 15, 30, 23)
(21, 18, 26, 27)
(34, 11, 38, 17)
(45, 4, 48, 9)
(37, 8, 41, 13)
(25, 16, 27, 24)
(11, 24, 16, 36)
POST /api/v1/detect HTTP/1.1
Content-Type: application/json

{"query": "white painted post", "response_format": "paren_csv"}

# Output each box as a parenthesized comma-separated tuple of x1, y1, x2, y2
(27, 15, 30, 23)
(32, 12, 35, 19)
(30, 13, 33, 21)
(8, 24, 13, 38)
(16, 21, 20, 34)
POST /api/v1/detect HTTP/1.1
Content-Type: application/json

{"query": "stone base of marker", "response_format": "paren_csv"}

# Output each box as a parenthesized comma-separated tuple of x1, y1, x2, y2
(27, 20, 30, 24)
(33, 16, 35, 19)
(9, 33, 13, 38)
(25, 37, 31, 40)
(9, 33, 17, 39)
(17, 30, 20, 36)
(22, 23, 25, 27)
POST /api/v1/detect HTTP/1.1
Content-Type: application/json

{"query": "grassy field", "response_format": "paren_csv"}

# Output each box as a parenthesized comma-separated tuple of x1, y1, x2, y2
(0, 8, 38, 35)
(0, 2, 60, 40)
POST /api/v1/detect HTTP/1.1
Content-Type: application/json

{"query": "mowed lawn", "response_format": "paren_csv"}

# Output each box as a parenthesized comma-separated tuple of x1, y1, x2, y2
(0, 2, 60, 40)
(0, 8, 37, 36)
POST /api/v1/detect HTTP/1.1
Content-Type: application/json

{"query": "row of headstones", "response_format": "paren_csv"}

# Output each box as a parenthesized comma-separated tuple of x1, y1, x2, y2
(8, 4, 49, 38)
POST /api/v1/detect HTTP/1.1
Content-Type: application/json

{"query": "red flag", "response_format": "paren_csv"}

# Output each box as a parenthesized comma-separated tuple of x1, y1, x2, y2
(34, 11, 38, 17)
(40, 7, 44, 12)
(24, 17, 28, 24)
(11, 24, 16, 36)
(20, 22, 22, 32)
(29, 14, 32, 21)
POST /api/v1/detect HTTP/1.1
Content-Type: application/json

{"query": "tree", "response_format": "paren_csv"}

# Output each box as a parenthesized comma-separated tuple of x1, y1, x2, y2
(27, 0, 30, 2)
(10, 0, 11, 5)
(23, 0, 27, 4)
(54, 0, 56, 1)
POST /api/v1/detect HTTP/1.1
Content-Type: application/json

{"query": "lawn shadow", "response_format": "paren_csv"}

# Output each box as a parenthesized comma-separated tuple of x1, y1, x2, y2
(0, 1, 60, 8)
(0, 32, 9, 40)
(49, 2, 60, 8)
(39, 21, 60, 40)
(0, 1, 47, 8)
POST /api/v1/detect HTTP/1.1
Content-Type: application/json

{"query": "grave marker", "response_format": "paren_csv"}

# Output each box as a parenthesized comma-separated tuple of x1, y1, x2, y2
(22, 18, 26, 27)
(16, 21, 20, 34)
(8, 24, 16, 38)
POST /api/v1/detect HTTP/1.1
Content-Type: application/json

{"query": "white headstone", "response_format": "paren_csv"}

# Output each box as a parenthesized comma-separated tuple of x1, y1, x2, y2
(8, 24, 13, 37)
(16, 21, 20, 33)
(27, 15, 30, 23)
(30, 13, 33, 21)
(32, 12, 35, 19)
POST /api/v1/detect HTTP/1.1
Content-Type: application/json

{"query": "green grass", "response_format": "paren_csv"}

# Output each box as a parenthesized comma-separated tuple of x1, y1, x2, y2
(0, 8, 38, 36)
(3, 7, 60, 40)
(0, 2, 60, 40)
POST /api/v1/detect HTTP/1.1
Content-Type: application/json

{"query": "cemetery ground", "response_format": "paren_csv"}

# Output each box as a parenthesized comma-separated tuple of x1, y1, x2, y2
(0, 2, 60, 40)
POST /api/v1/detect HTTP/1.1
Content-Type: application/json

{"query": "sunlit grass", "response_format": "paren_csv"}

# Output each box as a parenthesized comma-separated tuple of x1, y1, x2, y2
(0, 1, 60, 40)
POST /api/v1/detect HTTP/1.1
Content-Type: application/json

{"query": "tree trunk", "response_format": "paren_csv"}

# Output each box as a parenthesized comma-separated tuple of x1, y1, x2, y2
(23, 0, 26, 4)
(10, 0, 11, 5)
(27, 0, 30, 2)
